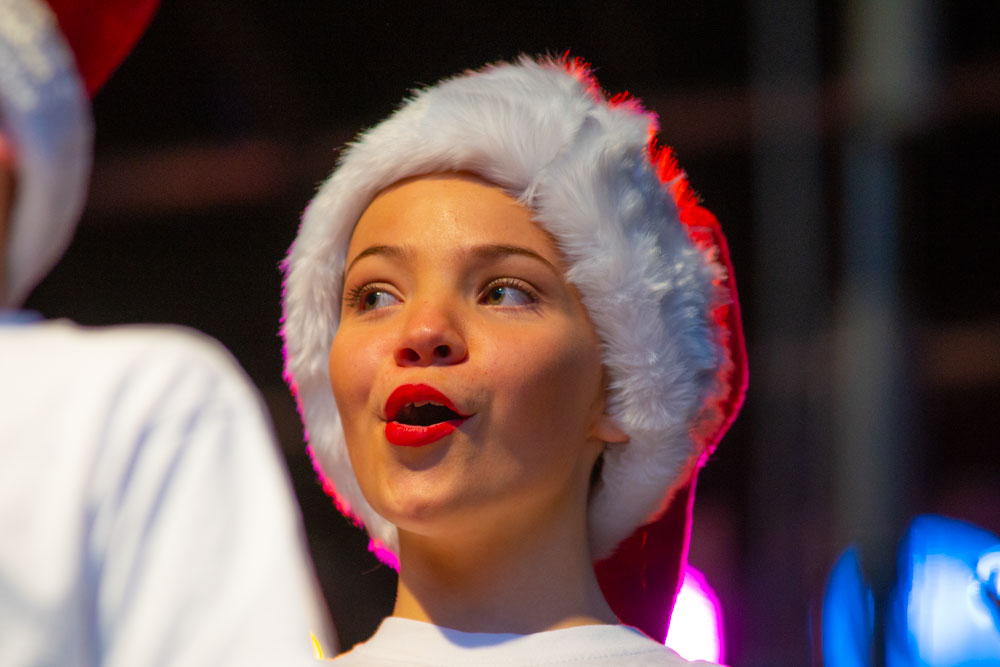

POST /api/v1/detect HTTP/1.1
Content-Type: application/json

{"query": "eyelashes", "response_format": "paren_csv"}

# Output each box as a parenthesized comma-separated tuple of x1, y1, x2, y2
(479, 278, 538, 307)
(342, 277, 540, 313)
(343, 282, 398, 311)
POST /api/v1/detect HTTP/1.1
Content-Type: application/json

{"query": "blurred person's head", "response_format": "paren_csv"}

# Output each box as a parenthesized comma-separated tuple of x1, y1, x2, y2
(0, 0, 156, 308)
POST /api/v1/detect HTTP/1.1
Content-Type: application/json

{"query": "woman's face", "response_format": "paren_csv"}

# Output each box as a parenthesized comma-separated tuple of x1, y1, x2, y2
(329, 173, 625, 545)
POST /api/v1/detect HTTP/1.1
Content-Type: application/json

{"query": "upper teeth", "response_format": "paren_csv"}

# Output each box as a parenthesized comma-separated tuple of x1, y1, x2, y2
(409, 401, 443, 408)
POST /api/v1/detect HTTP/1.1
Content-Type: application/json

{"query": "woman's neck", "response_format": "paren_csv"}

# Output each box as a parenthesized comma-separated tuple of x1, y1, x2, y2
(391, 502, 617, 634)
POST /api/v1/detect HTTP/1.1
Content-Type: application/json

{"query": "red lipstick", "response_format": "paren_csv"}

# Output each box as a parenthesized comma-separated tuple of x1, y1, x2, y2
(384, 383, 469, 447)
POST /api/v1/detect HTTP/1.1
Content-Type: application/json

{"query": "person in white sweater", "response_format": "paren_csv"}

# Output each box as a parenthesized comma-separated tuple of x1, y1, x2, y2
(0, 1, 333, 663)
(281, 55, 747, 665)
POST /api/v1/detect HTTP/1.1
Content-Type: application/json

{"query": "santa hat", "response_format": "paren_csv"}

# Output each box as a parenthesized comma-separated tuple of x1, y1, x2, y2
(281, 55, 747, 633)
(0, 0, 156, 307)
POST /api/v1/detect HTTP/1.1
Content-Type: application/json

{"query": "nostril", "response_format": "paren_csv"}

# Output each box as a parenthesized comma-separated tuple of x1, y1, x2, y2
(395, 340, 462, 365)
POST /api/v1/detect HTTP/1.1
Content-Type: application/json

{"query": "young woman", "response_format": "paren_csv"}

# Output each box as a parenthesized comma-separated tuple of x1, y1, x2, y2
(282, 56, 747, 665)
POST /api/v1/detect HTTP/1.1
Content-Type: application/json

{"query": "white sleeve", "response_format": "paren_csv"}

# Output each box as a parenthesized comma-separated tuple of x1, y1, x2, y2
(85, 331, 334, 666)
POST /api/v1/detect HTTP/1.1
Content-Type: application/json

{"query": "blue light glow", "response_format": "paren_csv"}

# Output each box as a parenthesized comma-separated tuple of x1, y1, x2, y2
(823, 515, 1000, 666)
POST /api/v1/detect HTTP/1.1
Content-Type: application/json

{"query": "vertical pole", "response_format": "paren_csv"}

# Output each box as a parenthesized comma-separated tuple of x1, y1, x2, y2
(836, 0, 933, 663)
(749, 0, 825, 663)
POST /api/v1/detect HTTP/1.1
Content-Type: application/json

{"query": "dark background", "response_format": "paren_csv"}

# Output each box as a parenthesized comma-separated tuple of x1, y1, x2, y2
(26, 2, 1000, 664)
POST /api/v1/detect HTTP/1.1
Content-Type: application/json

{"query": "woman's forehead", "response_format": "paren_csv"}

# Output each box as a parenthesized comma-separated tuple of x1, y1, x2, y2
(373, 171, 494, 199)
(346, 173, 564, 268)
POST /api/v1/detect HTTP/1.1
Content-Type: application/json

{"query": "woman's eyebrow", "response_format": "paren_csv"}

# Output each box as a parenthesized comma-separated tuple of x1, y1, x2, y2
(344, 244, 413, 277)
(345, 243, 559, 277)
(467, 244, 559, 275)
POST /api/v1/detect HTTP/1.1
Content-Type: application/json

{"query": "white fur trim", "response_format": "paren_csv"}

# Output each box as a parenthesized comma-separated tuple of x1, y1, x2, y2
(0, 0, 93, 307)
(281, 56, 728, 559)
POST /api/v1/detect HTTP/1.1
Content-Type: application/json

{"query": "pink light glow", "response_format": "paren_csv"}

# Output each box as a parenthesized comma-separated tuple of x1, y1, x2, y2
(664, 565, 725, 663)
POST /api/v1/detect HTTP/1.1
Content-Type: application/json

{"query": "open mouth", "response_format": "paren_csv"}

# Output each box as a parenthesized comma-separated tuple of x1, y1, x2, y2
(394, 401, 462, 426)
(384, 384, 470, 447)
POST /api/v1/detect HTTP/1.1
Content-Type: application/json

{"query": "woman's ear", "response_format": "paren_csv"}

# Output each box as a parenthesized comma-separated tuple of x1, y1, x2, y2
(591, 413, 629, 445)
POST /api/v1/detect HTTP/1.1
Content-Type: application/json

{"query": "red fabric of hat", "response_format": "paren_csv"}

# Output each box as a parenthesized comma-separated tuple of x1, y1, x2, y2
(46, 0, 158, 96)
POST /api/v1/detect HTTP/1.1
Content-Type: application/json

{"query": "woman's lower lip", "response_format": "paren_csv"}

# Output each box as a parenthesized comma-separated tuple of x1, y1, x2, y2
(385, 419, 466, 447)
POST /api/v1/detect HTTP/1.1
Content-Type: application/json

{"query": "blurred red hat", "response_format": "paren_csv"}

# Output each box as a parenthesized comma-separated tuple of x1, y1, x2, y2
(0, 0, 157, 306)
(47, 0, 158, 96)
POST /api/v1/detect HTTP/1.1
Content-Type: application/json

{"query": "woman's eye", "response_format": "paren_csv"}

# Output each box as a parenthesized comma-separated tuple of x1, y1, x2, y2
(360, 290, 399, 311)
(481, 282, 535, 307)
(345, 284, 400, 312)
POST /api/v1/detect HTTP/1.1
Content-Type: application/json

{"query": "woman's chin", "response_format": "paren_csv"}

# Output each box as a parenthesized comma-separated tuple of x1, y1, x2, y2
(373, 482, 471, 537)
(383, 490, 521, 554)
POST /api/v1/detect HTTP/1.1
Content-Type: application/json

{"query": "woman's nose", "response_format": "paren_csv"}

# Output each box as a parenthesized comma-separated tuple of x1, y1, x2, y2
(393, 301, 468, 366)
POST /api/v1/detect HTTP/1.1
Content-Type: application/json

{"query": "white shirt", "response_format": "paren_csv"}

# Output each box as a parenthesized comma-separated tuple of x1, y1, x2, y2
(332, 617, 723, 666)
(0, 318, 333, 666)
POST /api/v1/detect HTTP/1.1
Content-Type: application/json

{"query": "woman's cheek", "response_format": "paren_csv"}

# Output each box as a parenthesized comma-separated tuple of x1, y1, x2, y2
(329, 329, 377, 420)
(503, 328, 602, 436)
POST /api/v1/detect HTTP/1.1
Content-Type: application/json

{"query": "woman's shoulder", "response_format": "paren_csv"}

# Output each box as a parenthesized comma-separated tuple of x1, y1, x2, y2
(328, 619, 722, 666)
